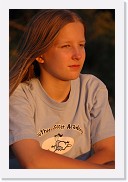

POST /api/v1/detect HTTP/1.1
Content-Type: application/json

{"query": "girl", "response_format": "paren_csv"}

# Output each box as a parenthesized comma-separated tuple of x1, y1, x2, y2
(9, 9, 115, 169)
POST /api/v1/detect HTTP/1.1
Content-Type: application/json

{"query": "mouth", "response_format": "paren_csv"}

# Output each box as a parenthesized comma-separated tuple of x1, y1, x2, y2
(68, 65, 80, 68)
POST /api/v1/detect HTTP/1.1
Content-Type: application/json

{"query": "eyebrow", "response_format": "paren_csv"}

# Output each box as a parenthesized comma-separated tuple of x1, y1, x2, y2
(79, 40, 86, 43)
(54, 40, 86, 45)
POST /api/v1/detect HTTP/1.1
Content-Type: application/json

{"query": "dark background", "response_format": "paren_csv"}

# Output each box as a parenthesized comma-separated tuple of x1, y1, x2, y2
(9, 9, 115, 115)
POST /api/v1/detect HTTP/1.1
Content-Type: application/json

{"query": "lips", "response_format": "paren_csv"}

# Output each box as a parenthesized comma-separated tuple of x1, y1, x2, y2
(68, 65, 80, 68)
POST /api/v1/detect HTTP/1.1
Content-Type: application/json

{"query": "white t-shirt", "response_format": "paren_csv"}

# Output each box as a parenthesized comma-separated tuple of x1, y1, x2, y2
(9, 74, 115, 164)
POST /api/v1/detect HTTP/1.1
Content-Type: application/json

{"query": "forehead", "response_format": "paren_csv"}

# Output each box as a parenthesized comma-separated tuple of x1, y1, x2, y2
(54, 21, 85, 43)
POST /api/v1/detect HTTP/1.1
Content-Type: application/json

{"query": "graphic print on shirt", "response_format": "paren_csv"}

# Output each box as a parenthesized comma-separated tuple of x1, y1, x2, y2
(37, 123, 83, 137)
(42, 133, 74, 154)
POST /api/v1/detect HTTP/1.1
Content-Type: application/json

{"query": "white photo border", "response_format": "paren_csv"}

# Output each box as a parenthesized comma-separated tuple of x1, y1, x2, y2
(0, 0, 125, 179)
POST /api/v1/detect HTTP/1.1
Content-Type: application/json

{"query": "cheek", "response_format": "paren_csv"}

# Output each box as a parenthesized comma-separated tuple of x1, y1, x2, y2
(49, 50, 67, 60)
(83, 49, 86, 59)
(45, 53, 64, 69)
(53, 52, 69, 65)
(80, 50, 86, 63)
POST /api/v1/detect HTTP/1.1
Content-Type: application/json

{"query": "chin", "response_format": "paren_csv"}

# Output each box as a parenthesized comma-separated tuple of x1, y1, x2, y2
(70, 75, 79, 80)
(55, 72, 80, 82)
(65, 73, 80, 81)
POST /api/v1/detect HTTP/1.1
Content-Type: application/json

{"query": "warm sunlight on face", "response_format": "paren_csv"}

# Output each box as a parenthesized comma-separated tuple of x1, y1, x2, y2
(41, 21, 86, 82)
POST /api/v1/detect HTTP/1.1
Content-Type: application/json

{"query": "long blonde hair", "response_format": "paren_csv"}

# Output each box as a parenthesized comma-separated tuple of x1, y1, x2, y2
(10, 9, 85, 96)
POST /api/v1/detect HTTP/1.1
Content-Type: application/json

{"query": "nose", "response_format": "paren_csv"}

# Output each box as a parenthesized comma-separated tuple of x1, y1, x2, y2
(72, 47, 83, 61)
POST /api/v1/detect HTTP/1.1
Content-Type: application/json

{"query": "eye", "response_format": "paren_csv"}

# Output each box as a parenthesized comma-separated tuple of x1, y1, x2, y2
(79, 44, 85, 48)
(61, 45, 70, 48)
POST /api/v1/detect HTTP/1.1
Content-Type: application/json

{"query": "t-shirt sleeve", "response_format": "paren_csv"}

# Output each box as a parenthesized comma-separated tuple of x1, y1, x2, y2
(9, 84, 38, 145)
(90, 86, 115, 145)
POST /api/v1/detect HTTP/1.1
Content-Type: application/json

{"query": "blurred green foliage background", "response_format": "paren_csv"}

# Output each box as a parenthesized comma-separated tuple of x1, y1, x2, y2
(9, 9, 115, 115)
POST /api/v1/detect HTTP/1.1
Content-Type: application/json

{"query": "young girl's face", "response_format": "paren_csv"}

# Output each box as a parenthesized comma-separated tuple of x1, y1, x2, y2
(39, 21, 86, 81)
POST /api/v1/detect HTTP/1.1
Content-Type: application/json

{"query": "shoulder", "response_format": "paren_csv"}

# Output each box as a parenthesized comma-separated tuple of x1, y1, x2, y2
(79, 74, 107, 90)
(10, 78, 39, 103)
(11, 78, 38, 94)
(78, 74, 108, 105)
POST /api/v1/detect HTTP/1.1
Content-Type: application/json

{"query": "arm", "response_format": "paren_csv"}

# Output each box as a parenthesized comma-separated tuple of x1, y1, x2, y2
(11, 139, 114, 169)
(87, 80, 115, 168)
(86, 136, 115, 168)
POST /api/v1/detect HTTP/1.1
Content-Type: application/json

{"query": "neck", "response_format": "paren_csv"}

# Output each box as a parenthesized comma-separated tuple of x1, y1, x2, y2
(39, 74, 71, 103)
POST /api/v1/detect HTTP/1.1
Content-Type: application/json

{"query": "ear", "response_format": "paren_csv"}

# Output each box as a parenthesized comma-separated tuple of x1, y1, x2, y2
(35, 56, 44, 63)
